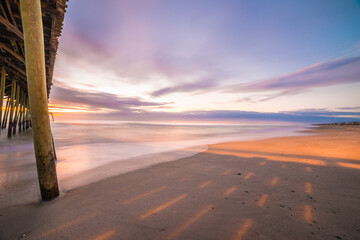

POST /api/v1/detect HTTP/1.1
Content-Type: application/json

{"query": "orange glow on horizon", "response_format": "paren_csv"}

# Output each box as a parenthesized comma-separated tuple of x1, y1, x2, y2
(49, 102, 92, 113)
(48, 99, 111, 114)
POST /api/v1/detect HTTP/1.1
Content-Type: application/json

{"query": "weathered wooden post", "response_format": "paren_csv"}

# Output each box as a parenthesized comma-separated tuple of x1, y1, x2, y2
(20, 0, 59, 200)
(18, 91, 24, 132)
(25, 99, 30, 129)
(7, 80, 16, 138)
(20, 93, 26, 132)
(12, 84, 20, 135)
(24, 97, 28, 130)
(0, 67, 5, 135)
(23, 96, 27, 130)
(2, 98, 10, 128)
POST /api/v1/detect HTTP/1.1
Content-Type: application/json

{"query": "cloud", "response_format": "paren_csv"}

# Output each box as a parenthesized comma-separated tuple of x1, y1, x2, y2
(57, 15, 226, 87)
(151, 77, 218, 97)
(235, 89, 302, 104)
(177, 109, 360, 123)
(50, 82, 172, 112)
(225, 56, 360, 98)
(338, 106, 360, 110)
(55, 104, 360, 124)
(56, 3, 237, 91)
(280, 109, 360, 117)
(50, 81, 360, 124)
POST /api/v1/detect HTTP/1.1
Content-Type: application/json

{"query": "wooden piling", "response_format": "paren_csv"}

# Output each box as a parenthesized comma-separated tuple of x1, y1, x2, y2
(23, 96, 27, 130)
(21, 94, 26, 131)
(0, 67, 5, 135)
(2, 98, 10, 129)
(25, 99, 30, 129)
(20, 0, 59, 200)
(12, 84, 20, 135)
(18, 91, 24, 132)
(7, 80, 16, 138)
(25, 97, 29, 129)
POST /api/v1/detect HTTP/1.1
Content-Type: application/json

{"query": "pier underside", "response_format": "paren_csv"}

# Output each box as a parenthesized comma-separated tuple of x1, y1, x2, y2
(0, 0, 68, 200)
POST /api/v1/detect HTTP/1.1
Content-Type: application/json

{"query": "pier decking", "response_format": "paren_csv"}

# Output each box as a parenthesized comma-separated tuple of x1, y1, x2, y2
(0, 0, 67, 137)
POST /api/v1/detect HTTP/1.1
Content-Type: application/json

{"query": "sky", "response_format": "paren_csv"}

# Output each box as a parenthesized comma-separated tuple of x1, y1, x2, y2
(50, 0, 360, 123)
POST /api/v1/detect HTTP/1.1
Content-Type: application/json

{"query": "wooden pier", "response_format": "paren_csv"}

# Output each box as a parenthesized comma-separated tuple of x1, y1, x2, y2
(0, 0, 68, 200)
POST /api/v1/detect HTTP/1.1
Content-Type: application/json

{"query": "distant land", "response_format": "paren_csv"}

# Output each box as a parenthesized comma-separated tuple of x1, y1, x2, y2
(314, 122, 360, 126)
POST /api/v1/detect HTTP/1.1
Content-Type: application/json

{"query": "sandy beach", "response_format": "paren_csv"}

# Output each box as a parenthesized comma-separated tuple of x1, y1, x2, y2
(0, 125, 359, 240)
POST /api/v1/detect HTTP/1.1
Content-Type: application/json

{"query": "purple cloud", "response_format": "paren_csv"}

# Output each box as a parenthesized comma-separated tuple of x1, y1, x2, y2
(151, 55, 360, 99)
(69, 108, 360, 124)
(236, 89, 301, 103)
(151, 77, 218, 97)
(280, 109, 360, 117)
(50, 82, 172, 112)
(338, 106, 360, 110)
(226, 56, 360, 94)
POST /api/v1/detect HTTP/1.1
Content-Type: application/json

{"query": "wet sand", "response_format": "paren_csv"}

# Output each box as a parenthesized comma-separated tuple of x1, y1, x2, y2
(0, 125, 359, 240)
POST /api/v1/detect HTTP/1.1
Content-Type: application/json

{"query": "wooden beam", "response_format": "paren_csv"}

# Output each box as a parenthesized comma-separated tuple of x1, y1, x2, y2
(41, 2, 64, 17)
(4, 0, 19, 34)
(0, 15, 23, 40)
(1, 71, 26, 95)
(0, 30, 22, 40)
(0, 57, 26, 76)
(0, 42, 24, 63)
(14, 1, 25, 57)
(5, 0, 24, 57)
(5, 0, 18, 28)
(0, 2, 9, 21)
(2, 65, 26, 79)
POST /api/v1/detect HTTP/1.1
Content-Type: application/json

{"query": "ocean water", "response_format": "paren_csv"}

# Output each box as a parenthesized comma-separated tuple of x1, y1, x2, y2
(0, 121, 309, 207)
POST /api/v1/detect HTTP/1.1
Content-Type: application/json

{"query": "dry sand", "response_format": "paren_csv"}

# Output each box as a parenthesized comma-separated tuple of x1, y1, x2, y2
(0, 125, 359, 240)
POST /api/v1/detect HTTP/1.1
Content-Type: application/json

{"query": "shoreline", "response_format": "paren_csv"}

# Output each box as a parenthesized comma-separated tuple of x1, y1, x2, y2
(0, 124, 352, 209)
(208, 125, 360, 169)
(1, 125, 359, 239)
(0, 122, 309, 209)
(58, 124, 322, 192)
